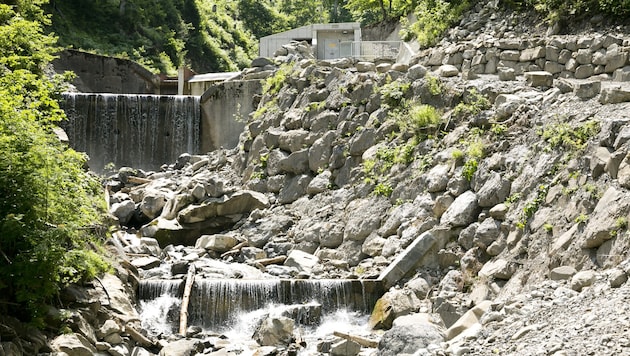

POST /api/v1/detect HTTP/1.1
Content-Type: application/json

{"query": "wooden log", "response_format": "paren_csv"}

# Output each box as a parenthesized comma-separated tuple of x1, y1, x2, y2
(256, 256, 287, 266)
(127, 176, 152, 184)
(220, 240, 249, 258)
(125, 324, 154, 348)
(333, 331, 379, 348)
(179, 264, 196, 335)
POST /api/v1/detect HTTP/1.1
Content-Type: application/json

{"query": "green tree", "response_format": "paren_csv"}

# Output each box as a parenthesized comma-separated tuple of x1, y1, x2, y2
(0, 0, 110, 323)
(345, 0, 415, 24)
(237, 0, 290, 38)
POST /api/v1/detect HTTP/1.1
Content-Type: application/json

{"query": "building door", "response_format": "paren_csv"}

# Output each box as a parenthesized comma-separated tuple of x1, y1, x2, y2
(324, 39, 340, 59)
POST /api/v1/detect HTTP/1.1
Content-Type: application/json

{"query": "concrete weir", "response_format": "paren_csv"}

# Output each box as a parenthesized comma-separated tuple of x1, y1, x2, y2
(60, 80, 261, 173)
(138, 278, 384, 332)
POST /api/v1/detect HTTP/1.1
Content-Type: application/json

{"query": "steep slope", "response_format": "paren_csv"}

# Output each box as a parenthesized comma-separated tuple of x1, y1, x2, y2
(92, 2, 630, 355)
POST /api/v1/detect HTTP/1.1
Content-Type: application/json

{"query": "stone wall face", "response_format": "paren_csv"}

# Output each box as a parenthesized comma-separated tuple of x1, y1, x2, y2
(200, 80, 262, 152)
(52, 50, 157, 94)
(413, 35, 630, 82)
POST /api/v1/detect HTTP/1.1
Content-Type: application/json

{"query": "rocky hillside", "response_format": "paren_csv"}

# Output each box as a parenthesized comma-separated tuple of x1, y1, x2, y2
(42, 2, 630, 356)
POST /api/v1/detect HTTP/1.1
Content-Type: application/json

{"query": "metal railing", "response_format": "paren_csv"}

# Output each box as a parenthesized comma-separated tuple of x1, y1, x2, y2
(340, 41, 403, 61)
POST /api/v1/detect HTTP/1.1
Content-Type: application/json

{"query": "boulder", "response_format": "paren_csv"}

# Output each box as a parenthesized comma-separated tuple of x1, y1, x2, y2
(307, 170, 332, 195)
(378, 314, 445, 356)
(524, 71, 553, 87)
(582, 186, 630, 248)
(440, 191, 480, 227)
(130, 256, 161, 270)
(476, 172, 511, 207)
(177, 190, 269, 225)
(51, 333, 97, 356)
(159, 339, 200, 356)
(574, 80, 601, 99)
(478, 259, 517, 280)
(110, 200, 135, 225)
(253, 316, 295, 346)
(437, 64, 459, 77)
(140, 190, 166, 219)
(278, 149, 310, 175)
(284, 249, 319, 273)
(599, 87, 630, 104)
(278, 174, 313, 204)
(330, 339, 361, 356)
(369, 289, 422, 330)
(570, 270, 597, 292)
(446, 300, 492, 340)
(195, 234, 239, 252)
(550, 266, 577, 280)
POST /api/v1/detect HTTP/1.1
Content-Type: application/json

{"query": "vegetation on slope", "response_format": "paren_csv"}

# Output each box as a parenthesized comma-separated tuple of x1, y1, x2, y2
(44, 0, 353, 74)
(0, 0, 110, 324)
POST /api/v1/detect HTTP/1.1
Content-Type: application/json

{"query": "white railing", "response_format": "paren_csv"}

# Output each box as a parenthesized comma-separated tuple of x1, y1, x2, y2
(340, 41, 403, 61)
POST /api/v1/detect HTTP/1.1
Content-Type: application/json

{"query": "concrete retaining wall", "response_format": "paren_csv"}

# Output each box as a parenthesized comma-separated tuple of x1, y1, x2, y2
(200, 80, 262, 152)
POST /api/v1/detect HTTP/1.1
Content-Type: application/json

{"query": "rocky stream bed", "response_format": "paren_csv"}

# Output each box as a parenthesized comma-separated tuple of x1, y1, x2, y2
(22, 1, 630, 356)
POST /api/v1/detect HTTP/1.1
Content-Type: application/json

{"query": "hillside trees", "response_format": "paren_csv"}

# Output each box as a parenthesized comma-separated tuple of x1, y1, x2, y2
(0, 0, 110, 323)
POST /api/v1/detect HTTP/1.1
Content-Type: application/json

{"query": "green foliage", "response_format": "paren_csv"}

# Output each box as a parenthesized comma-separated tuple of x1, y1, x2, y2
(575, 213, 589, 224)
(520, 0, 630, 22)
(543, 223, 554, 232)
(458, 130, 485, 181)
(45, 0, 258, 73)
(504, 192, 522, 207)
(0, 2, 109, 323)
(403, 0, 472, 47)
(616, 216, 628, 230)
(539, 119, 600, 151)
(345, 0, 415, 24)
(379, 79, 411, 107)
(453, 88, 491, 118)
(373, 182, 394, 197)
(517, 185, 548, 229)
(263, 64, 294, 95)
(425, 74, 443, 95)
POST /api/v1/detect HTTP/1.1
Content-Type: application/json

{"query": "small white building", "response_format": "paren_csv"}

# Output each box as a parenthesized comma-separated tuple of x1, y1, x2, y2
(259, 22, 362, 60)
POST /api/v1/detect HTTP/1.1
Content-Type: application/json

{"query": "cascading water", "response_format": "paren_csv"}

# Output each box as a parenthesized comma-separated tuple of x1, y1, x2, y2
(60, 93, 200, 172)
(137, 278, 383, 340)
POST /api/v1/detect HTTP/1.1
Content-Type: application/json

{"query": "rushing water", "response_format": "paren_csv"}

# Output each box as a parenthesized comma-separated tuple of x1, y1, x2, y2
(137, 278, 382, 341)
(60, 93, 200, 172)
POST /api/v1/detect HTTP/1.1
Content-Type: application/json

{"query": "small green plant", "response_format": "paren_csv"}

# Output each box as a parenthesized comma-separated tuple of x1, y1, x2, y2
(408, 104, 442, 131)
(543, 223, 554, 233)
(616, 216, 628, 230)
(305, 101, 326, 112)
(453, 88, 491, 118)
(373, 182, 393, 197)
(505, 192, 522, 207)
(490, 123, 507, 136)
(262, 63, 293, 95)
(517, 185, 548, 228)
(379, 79, 411, 107)
(259, 153, 269, 169)
(539, 119, 601, 151)
(584, 183, 601, 200)
(425, 74, 443, 95)
(462, 158, 478, 181)
(451, 148, 464, 161)
(575, 213, 589, 224)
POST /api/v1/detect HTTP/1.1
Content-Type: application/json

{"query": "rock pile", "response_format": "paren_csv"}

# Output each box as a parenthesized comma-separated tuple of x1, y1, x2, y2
(51, 2, 630, 356)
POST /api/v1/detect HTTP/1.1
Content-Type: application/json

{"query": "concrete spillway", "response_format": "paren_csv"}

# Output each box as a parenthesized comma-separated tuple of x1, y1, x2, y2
(138, 278, 383, 333)
(60, 93, 201, 172)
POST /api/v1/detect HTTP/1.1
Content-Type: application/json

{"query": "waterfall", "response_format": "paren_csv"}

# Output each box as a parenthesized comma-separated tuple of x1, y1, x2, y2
(138, 279, 383, 332)
(138, 280, 183, 336)
(185, 279, 383, 332)
(60, 93, 200, 172)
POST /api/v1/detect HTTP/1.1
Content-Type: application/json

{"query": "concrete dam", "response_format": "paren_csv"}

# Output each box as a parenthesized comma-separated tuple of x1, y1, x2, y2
(60, 80, 261, 172)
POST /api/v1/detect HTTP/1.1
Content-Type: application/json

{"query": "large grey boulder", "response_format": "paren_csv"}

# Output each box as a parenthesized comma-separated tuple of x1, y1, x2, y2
(284, 249, 319, 273)
(524, 71, 553, 87)
(582, 186, 630, 248)
(599, 87, 630, 104)
(369, 289, 422, 330)
(51, 333, 97, 356)
(195, 234, 239, 252)
(476, 172, 511, 207)
(440, 191, 480, 227)
(253, 316, 295, 346)
(177, 190, 269, 225)
(110, 200, 135, 225)
(343, 198, 386, 242)
(278, 174, 313, 204)
(140, 189, 166, 219)
(159, 339, 200, 356)
(278, 149, 310, 175)
(309, 131, 336, 173)
(378, 313, 445, 356)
